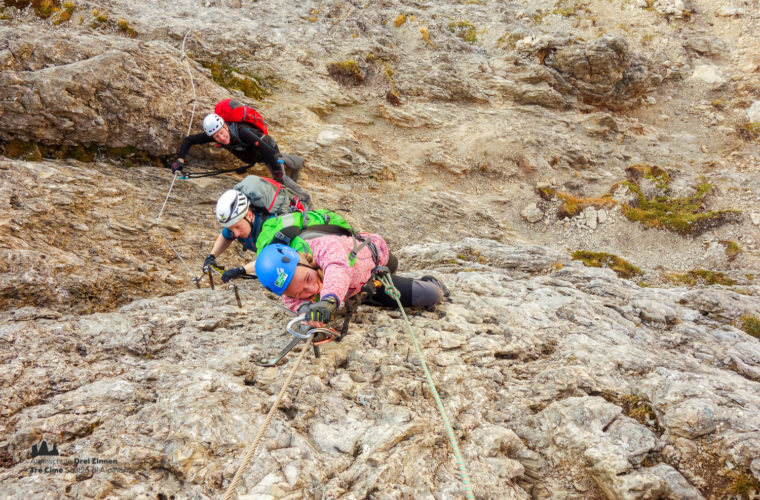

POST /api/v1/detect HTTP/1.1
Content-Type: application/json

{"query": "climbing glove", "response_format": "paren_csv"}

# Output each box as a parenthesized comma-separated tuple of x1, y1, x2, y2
(221, 266, 246, 283)
(298, 297, 338, 323)
(202, 254, 220, 274)
(170, 159, 184, 173)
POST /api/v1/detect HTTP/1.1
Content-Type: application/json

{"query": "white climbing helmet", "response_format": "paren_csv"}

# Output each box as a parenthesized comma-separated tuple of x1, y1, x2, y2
(203, 113, 225, 136)
(216, 190, 250, 227)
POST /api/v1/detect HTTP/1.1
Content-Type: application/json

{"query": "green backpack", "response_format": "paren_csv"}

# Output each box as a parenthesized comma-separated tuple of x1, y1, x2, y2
(255, 209, 354, 255)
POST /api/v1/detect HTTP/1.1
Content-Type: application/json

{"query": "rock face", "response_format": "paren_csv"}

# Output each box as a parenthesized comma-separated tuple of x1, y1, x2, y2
(1, 0, 759, 498)
(0, 25, 221, 156)
(540, 36, 663, 110)
(1, 240, 759, 498)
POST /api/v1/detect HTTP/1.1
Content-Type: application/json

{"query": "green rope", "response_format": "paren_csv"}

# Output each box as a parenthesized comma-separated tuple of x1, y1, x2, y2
(378, 274, 475, 499)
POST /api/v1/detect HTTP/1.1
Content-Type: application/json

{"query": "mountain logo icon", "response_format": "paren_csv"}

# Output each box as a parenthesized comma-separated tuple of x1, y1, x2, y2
(31, 440, 59, 457)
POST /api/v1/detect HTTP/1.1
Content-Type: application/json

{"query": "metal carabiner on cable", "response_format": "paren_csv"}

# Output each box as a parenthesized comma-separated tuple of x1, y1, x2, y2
(286, 315, 313, 339)
(286, 315, 337, 342)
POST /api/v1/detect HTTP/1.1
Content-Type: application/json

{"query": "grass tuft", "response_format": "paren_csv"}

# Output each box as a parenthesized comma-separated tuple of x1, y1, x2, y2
(327, 60, 364, 86)
(202, 61, 272, 100)
(572, 250, 642, 279)
(719, 240, 742, 259)
(117, 18, 137, 38)
(727, 470, 760, 497)
(666, 269, 736, 287)
(740, 122, 760, 142)
(447, 20, 477, 43)
(739, 316, 760, 338)
(620, 179, 739, 235)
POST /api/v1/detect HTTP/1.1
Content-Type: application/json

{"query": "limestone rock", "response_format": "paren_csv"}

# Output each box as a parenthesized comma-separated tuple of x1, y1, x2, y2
(0, 26, 220, 156)
(683, 36, 729, 57)
(584, 206, 598, 229)
(747, 101, 760, 123)
(654, 0, 691, 18)
(541, 36, 663, 110)
(692, 65, 725, 85)
(521, 203, 544, 223)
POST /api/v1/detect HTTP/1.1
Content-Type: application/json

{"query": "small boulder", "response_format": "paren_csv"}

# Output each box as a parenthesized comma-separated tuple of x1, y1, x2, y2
(521, 203, 544, 223)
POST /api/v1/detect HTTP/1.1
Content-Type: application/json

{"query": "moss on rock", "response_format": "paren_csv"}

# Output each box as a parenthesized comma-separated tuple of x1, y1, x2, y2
(572, 250, 642, 279)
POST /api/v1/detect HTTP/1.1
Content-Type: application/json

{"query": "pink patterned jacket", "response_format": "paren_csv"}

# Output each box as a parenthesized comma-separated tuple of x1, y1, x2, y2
(281, 233, 389, 312)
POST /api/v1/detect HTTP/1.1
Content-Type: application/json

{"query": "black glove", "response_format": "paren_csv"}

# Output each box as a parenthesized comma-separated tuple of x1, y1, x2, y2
(202, 254, 220, 274)
(170, 160, 184, 173)
(298, 297, 338, 323)
(221, 266, 245, 283)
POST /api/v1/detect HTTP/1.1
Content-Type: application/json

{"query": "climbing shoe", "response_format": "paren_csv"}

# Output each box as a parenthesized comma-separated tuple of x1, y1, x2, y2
(421, 275, 450, 298)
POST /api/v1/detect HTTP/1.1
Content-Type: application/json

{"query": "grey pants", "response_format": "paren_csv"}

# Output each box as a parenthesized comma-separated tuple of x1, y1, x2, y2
(279, 154, 311, 208)
(281, 175, 311, 210)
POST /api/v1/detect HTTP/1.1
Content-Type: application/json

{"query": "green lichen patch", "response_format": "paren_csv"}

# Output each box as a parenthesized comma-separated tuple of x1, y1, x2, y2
(572, 250, 642, 279)
(91, 8, 106, 24)
(327, 60, 364, 86)
(447, 20, 477, 43)
(620, 180, 740, 235)
(532, 6, 580, 24)
(739, 315, 760, 338)
(202, 61, 272, 100)
(620, 394, 659, 428)
(456, 248, 489, 264)
(665, 269, 736, 287)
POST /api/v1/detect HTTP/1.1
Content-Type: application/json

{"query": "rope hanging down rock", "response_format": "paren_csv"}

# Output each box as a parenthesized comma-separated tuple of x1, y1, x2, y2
(153, 29, 205, 286)
(378, 273, 476, 499)
(223, 335, 313, 500)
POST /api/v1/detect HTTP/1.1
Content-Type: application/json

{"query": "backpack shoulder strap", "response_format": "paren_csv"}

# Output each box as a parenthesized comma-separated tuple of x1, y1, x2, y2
(272, 224, 354, 246)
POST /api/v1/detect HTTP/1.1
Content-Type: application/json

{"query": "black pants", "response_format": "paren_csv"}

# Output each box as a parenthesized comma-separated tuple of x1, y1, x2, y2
(367, 274, 443, 309)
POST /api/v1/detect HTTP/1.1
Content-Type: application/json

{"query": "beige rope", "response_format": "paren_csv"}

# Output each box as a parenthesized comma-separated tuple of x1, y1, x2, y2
(222, 336, 313, 500)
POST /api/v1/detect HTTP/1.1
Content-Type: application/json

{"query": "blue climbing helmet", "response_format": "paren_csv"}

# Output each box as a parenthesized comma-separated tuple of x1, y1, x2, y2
(255, 244, 300, 295)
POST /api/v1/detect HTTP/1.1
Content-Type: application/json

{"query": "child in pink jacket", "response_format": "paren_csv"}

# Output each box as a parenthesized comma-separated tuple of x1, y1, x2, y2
(255, 235, 447, 325)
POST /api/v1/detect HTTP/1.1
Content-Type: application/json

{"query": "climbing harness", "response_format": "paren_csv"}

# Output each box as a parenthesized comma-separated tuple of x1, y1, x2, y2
(334, 265, 387, 343)
(376, 272, 476, 499)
